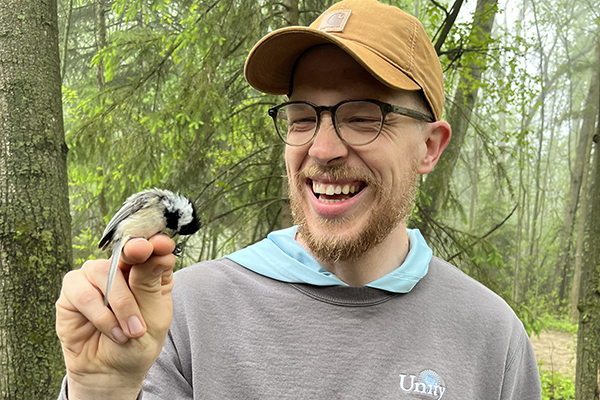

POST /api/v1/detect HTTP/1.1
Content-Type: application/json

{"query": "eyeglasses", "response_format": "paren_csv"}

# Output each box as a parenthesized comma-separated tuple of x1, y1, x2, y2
(268, 99, 434, 146)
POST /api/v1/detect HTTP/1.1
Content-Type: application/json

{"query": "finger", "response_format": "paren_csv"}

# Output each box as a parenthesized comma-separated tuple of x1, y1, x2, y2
(120, 238, 154, 265)
(128, 252, 176, 337)
(148, 233, 176, 256)
(57, 266, 129, 350)
(103, 263, 146, 339)
(104, 236, 174, 338)
(119, 234, 175, 264)
(80, 257, 147, 340)
(105, 249, 176, 339)
(118, 235, 175, 266)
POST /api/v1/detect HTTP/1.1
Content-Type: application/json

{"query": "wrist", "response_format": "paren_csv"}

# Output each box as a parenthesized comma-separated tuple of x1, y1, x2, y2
(66, 373, 144, 400)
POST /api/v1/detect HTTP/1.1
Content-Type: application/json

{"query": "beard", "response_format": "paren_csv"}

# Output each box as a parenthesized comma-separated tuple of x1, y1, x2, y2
(289, 162, 419, 264)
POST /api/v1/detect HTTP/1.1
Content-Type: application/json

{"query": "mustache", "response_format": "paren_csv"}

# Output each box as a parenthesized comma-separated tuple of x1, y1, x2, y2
(294, 164, 379, 187)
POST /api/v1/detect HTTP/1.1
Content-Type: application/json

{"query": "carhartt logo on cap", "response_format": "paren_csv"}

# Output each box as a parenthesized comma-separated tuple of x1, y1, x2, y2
(317, 10, 352, 33)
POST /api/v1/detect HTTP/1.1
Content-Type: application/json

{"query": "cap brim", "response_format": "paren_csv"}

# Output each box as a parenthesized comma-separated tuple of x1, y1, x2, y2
(244, 26, 420, 95)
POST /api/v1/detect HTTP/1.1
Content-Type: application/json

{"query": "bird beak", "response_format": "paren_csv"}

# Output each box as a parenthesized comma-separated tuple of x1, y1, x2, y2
(170, 230, 178, 238)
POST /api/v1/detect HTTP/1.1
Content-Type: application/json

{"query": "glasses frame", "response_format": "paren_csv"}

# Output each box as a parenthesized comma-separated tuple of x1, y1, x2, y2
(268, 98, 435, 146)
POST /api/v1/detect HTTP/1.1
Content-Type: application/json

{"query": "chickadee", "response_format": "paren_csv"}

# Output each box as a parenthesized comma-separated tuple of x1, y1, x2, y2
(99, 188, 201, 306)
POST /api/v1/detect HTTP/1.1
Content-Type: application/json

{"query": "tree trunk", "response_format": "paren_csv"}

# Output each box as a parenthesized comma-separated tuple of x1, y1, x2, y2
(415, 0, 498, 240)
(555, 42, 599, 303)
(513, 145, 525, 302)
(95, 0, 106, 91)
(468, 139, 478, 232)
(575, 30, 600, 400)
(60, 0, 74, 83)
(0, 0, 72, 397)
(283, 0, 299, 26)
(570, 37, 599, 321)
(576, 131, 600, 400)
(279, 0, 299, 229)
(570, 124, 594, 321)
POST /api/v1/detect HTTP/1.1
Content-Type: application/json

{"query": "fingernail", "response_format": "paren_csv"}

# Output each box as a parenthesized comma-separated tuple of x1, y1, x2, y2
(111, 327, 127, 343)
(127, 316, 144, 336)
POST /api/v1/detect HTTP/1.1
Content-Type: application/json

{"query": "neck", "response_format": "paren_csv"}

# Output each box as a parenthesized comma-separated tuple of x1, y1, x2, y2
(297, 224, 410, 286)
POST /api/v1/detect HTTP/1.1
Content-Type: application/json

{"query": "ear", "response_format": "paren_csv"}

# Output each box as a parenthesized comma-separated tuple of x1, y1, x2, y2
(417, 121, 452, 174)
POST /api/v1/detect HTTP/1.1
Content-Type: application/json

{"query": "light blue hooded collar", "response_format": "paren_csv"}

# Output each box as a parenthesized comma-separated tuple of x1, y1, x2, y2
(225, 226, 432, 293)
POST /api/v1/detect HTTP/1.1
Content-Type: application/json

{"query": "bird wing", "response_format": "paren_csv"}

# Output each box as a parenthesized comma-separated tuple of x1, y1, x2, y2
(98, 190, 160, 250)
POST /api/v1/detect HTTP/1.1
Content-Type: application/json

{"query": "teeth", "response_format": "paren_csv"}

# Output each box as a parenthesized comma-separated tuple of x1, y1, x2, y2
(312, 181, 361, 196)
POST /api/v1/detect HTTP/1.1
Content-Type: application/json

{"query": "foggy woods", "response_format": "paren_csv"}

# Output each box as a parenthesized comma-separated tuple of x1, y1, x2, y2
(0, 0, 599, 398)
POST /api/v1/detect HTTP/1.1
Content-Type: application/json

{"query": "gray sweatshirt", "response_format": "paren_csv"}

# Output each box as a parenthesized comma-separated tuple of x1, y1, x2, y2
(59, 257, 541, 399)
(145, 257, 540, 399)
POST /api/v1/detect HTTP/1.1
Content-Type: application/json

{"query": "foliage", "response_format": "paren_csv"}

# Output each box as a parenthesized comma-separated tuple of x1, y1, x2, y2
(56, 0, 600, 392)
(540, 370, 575, 400)
(412, 0, 599, 331)
(531, 301, 579, 334)
(60, 0, 299, 266)
(541, 317, 578, 335)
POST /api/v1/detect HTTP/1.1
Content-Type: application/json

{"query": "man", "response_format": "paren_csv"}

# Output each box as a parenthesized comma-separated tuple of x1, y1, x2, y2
(56, 0, 542, 398)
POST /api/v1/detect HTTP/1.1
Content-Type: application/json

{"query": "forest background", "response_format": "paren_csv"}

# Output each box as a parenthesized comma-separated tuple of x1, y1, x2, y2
(0, 0, 599, 398)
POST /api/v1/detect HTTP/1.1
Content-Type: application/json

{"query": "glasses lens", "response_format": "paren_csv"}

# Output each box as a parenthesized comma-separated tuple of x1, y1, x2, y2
(336, 101, 383, 145)
(274, 103, 317, 145)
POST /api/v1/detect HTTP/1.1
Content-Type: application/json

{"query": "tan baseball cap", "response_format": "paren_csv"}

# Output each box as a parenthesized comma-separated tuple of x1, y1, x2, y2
(244, 0, 444, 121)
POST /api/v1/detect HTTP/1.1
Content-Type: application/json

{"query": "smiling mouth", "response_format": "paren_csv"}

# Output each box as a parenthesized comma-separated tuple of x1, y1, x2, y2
(311, 180, 365, 203)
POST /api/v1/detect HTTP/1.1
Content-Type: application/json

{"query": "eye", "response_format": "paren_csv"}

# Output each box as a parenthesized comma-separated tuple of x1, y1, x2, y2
(341, 115, 381, 134)
(285, 107, 316, 132)
(290, 114, 316, 122)
(336, 101, 382, 130)
(288, 124, 315, 135)
(347, 116, 380, 124)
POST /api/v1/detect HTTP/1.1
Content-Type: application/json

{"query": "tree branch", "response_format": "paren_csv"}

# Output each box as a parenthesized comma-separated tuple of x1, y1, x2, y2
(447, 203, 518, 262)
(433, 0, 464, 55)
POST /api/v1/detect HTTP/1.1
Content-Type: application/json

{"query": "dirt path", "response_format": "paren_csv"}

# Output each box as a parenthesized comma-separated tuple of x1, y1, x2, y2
(529, 330, 576, 378)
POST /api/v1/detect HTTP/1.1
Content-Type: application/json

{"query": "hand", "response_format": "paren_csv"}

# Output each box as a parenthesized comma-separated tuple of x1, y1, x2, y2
(56, 234, 176, 400)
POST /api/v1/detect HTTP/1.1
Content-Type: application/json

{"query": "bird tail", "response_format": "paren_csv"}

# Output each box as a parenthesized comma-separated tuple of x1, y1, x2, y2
(104, 238, 126, 306)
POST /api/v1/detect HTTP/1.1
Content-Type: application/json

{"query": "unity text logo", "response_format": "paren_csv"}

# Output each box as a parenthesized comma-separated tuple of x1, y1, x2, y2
(399, 369, 446, 399)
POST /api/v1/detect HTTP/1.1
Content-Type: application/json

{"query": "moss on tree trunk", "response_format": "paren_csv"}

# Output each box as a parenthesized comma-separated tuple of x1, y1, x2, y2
(0, 0, 72, 397)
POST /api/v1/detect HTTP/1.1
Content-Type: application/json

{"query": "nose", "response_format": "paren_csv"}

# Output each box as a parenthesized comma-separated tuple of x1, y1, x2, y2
(307, 113, 349, 165)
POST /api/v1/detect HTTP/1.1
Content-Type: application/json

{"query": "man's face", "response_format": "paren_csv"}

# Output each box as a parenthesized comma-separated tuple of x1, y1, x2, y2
(285, 45, 431, 264)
